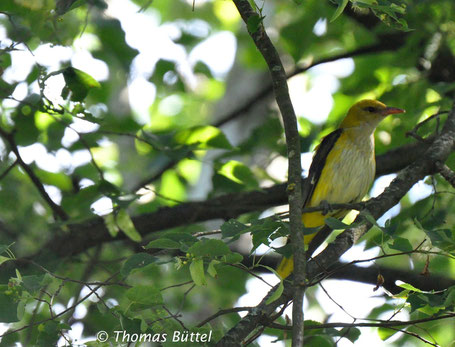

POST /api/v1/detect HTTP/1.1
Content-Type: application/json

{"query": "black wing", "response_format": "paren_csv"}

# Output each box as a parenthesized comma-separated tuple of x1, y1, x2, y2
(302, 128, 343, 208)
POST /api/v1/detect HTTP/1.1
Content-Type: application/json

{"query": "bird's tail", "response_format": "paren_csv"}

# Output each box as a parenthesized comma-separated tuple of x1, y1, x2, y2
(277, 255, 294, 278)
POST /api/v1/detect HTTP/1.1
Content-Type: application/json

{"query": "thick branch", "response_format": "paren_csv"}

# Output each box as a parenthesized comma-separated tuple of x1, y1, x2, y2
(240, 254, 455, 294)
(216, 100, 455, 345)
(327, 262, 455, 294)
(36, 138, 432, 258)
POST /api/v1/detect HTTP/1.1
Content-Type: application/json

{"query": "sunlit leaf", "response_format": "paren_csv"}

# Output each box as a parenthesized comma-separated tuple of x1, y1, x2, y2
(217, 160, 258, 188)
(377, 327, 398, 341)
(62, 67, 101, 102)
(174, 125, 232, 150)
(189, 258, 207, 286)
(116, 209, 141, 242)
(330, 0, 349, 22)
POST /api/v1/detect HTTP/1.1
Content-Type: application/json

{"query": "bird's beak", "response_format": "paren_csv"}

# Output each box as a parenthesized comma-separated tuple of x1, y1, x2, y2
(382, 107, 406, 116)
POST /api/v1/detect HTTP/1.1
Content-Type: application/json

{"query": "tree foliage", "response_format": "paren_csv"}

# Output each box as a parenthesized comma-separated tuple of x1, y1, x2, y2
(1, 0, 455, 346)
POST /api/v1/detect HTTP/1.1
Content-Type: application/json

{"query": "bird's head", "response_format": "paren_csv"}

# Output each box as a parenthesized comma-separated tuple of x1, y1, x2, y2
(340, 99, 405, 129)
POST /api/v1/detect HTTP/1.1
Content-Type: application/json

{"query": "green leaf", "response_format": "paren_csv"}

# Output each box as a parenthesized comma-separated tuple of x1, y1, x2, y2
(125, 285, 163, 306)
(396, 281, 424, 293)
(389, 237, 413, 252)
(37, 321, 59, 346)
(330, 0, 349, 22)
(13, 110, 40, 146)
(425, 229, 455, 250)
(0, 79, 17, 98)
(217, 160, 258, 188)
(22, 275, 46, 294)
(359, 210, 379, 226)
(221, 219, 249, 238)
(0, 285, 19, 323)
(265, 280, 284, 305)
(62, 67, 101, 101)
(55, 0, 86, 15)
(189, 258, 207, 286)
(0, 244, 12, 255)
(324, 217, 351, 230)
(103, 213, 119, 237)
(305, 335, 334, 347)
(223, 252, 243, 264)
(116, 209, 142, 242)
(274, 243, 293, 257)
(95, 17, 139, 71)
(443, 286, 455, 307)
(407, 293, 427, 312)
(157, 232, 198, 248)
(207, 260, 219, 278)
(174, 125, 232, 150)
(0, 256, 11, 266)
(121, 253, 158, 277)
(187, 239, 230, 257)
(302, 226, 321, 235)
(250, 217, 289, 250)
(340, 327, 361, 343)
(144, 238, 181, 250)
(247, 14, 263, 34)
(378, 327, 398, 341)
(34, 169, 72, 191)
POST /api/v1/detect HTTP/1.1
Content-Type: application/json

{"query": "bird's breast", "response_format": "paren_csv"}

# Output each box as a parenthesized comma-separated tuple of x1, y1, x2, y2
(310, 131, 376, 207)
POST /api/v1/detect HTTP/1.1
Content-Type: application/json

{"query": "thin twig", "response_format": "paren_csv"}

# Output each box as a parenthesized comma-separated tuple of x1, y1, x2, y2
(0, 272, 121, 338)
(162, 305, 189, 331)
(161, 280, 194, 291)
(197, 307, 253, 327)
(0, 128, 69, 220)
(0, 159, 17, 181)
(265, 312, 455, 330)
(229, 263, 274, 288)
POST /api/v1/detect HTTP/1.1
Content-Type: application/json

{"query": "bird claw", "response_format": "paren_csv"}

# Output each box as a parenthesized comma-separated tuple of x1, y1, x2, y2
(320, 200, 333, 215)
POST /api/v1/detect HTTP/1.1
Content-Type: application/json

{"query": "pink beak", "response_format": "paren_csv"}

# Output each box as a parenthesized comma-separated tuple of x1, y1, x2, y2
(382, 107, 406, 116)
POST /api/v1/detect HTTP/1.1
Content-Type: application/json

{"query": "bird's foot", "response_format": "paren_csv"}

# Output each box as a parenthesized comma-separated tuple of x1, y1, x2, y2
(320, 200, 333, 215)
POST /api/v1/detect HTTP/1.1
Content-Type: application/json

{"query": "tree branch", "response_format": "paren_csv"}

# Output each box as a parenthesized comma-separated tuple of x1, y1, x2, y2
(328, 262, 455, 294)
(0, 128, 69, 221)
(232, 1, 305, 345)
(239, 255, 455, 295)
(216, 99, 455, 345)
(32, 137, 433, 258)
(436, 162, 455, 188)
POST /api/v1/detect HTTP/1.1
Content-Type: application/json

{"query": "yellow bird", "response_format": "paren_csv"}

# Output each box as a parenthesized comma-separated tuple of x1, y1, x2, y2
(277, 99, 405, 278)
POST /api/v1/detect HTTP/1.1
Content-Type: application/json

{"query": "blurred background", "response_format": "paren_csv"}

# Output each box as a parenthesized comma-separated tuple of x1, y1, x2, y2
(1, 0, 455, 346)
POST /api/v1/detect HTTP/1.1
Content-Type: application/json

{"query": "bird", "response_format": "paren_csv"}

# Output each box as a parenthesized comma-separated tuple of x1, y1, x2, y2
(277, 99, 405, 278)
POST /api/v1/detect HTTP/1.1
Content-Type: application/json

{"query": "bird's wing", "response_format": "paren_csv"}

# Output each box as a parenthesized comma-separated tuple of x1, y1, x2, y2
(302, 128, 344, 208)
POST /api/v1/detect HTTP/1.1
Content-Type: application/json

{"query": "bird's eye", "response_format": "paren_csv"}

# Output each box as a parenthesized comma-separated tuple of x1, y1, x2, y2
(365, 106, 377, 112)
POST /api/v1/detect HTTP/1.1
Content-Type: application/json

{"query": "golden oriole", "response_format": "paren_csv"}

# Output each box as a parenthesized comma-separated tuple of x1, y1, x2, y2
(277, 99, 405, 278)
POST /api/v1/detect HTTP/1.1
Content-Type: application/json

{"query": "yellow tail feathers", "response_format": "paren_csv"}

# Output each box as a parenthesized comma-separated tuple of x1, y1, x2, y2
(276, 255, 295, 279)
(276, 229, 319, 279)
